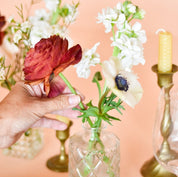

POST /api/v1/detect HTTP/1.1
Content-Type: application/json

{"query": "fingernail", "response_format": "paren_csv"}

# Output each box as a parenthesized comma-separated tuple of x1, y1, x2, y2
(69, 95, 81, 105)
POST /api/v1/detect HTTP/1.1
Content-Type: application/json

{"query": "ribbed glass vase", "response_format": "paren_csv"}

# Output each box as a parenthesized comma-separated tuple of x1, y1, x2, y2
(69, 124, 120, 177)
(3, 128, 43, 159)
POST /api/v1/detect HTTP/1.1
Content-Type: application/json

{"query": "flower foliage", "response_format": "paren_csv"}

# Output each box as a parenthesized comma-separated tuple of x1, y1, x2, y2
(0, 1, 146, 174)
(73, 1, 146, 127)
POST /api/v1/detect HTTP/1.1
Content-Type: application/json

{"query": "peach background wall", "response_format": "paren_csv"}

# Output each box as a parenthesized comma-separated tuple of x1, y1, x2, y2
(0, 0, 178, 177)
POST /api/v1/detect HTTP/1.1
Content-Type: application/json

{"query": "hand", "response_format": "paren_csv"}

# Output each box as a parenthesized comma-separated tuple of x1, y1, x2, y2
(0, 77, 82, 148)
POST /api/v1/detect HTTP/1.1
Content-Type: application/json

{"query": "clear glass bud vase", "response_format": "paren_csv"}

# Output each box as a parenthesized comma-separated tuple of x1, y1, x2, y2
(3, 128, 43, 159)
(69, 124, 120, 177)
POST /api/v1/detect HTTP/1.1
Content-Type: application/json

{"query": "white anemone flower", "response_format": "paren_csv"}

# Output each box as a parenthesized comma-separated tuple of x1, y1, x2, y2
(74, 42, 100, 79)
(102, 57, 143, 108)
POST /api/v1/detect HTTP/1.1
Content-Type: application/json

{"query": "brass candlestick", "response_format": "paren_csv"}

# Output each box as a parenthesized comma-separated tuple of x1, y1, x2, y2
(140, 64, 178, 177)
(46, 121, 73, 172)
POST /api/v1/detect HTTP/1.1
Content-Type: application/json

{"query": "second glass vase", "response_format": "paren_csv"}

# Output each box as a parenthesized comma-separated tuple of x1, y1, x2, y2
(69, 124, 120, 177)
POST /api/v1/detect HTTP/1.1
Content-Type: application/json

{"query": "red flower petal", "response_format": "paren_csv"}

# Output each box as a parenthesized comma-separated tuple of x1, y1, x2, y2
(0, 15, 5, 30)
(48, 76, 66, 98)
(0, 14, 6, 45)
(53, 44, 82, 76)
(23, 35, 82, 95)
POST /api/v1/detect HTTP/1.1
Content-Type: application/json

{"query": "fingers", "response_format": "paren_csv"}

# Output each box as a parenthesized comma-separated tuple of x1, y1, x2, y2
(52, 109, 81, 119)
(31, 118, 67, 130)
(24, 83, 46, 97)
(37, 94, 81, 115)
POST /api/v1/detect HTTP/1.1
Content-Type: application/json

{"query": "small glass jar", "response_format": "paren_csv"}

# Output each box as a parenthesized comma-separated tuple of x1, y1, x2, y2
(3, 128, 43, 159)
(69, 123, 120, 177)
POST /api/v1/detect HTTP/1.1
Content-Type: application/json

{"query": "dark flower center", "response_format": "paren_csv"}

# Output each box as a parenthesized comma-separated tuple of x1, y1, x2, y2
(115, 74, 129, 92)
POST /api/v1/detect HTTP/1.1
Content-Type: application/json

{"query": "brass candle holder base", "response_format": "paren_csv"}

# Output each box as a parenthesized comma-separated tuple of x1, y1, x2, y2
(140, 64, 178, 177)
(141, 156, 176, 177)
(46, 121, 73, 172)
(46, 154, 68, 172)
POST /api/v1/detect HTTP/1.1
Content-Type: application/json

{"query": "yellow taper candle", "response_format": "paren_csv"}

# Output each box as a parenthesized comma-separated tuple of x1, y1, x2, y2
(158, 31, 172, 73)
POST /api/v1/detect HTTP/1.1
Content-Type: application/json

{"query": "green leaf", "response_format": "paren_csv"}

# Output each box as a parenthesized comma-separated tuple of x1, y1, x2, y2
(92, 71, 102, 83)
(101, 116, 112, 125)
(106, 114, 121, 121)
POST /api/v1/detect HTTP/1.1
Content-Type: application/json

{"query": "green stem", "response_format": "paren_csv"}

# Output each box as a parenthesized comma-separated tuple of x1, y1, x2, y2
(102, 81, 107, 95)
(111, 25, 120, 57)
(95, 79, 101, 99)
(59, 72, 93, 127)
(128, 15, 134, 23)
(111, 24, 115, 41)
(98, 88, 110, 114)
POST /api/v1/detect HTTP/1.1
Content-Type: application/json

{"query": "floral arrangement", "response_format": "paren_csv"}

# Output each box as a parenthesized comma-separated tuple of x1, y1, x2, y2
(0, 0, 146, 174)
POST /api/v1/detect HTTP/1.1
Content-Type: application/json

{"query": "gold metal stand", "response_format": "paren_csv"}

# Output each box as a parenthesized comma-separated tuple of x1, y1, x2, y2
(46, 121, 73, 172)
(140, 64, 178, 177)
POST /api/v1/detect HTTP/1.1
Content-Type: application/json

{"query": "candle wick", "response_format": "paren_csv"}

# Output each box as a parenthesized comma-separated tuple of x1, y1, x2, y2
(156, 28, 166, 34)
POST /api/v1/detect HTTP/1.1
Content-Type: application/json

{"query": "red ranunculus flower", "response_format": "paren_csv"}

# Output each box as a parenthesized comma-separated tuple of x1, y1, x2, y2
(23, 35, 82, 95)
(0, 14, 6, 45)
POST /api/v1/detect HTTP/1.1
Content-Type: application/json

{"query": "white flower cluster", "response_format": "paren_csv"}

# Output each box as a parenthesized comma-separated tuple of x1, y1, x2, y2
(6, 0, 79, 50)
(98, 0, 146, 71)
(98, 1, 147, 108)
(74, 43, 100, 79)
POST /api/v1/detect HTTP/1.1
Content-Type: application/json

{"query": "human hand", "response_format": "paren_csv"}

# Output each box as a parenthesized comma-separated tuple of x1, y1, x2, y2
(0, 77, 82, 148)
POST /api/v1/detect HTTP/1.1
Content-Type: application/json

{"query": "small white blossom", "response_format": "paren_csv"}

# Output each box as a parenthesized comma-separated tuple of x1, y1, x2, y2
(21, 21, 32, 33)
(116, 2, 123, 11)
(2, 36, 19, 55)
(29, 9, 50, 24)
(97, 8, 118, 33)
(74, 43, 100, 79)
(115, 21, 131, 33)
(127, 4, 136, 13)
(13, 30, 22, 44)
(51, 24, 73, 47)
(8, 16, 14, 23)
(63, 4, 78, 25)
(0, 66, 5, 80)
(112, 34, 145, 70)
(116, 13, 126, 29)
(132, 22, 147, 43)
(134, 9, 146, 19)
(29, 21, 53, 47)
(139, 9, 146, 19)
(44, 0, 59, 11)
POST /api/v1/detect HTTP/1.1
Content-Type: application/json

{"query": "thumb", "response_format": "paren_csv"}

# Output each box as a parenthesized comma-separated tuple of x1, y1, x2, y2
(34, 93, 81, 115)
